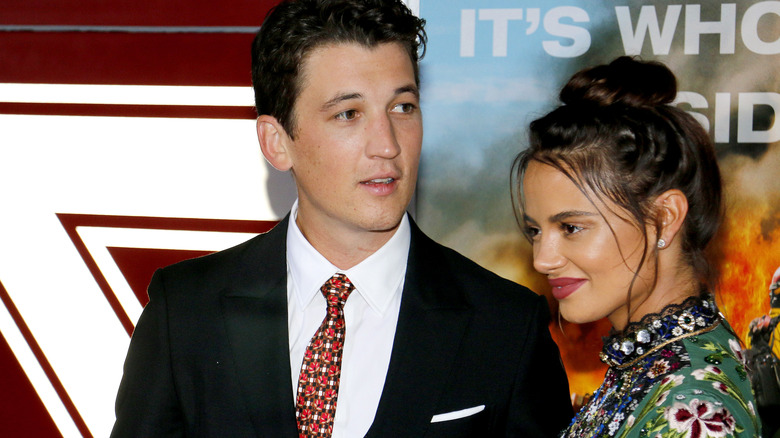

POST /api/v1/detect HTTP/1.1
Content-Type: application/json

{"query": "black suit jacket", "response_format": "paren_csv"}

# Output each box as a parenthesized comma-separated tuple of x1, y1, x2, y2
(111, 216, 572, 437)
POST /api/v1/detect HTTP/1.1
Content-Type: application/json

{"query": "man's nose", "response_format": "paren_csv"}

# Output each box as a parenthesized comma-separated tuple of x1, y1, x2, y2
(366, 114, 401, 159)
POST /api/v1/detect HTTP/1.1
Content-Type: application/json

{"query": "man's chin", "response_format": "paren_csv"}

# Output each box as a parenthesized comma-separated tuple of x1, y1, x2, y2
(360, 210, 407, 234)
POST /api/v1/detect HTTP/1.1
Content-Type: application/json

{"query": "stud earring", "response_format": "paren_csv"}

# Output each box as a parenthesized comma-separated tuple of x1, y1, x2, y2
(657, 239, 666, 248)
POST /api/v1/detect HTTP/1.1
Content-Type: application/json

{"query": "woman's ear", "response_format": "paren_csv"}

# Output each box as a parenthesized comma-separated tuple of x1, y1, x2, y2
(256, 115, 293, 171)
(654, 189, 689, 249)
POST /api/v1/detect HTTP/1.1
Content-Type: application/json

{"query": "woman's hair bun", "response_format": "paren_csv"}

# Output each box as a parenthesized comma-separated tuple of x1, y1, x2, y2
(559, 56, 677, 108)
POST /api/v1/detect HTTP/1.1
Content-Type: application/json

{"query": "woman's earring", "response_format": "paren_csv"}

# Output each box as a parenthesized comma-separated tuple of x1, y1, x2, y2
(657, 238, 666, 249)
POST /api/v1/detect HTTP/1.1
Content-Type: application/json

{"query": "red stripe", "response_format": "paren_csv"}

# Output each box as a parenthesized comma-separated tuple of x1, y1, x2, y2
(55, 214, 279, 335)
(56, 213, 278, 234)
(0, 102, 257, 119)
(0, 0, 279, 26)
(0, 280, 93, 438)
(56, 215, 136, 336)
(0, 32, 255, 86)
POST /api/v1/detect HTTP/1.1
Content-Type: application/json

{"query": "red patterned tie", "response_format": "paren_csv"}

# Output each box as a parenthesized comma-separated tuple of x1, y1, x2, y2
(295, 273, 354, 437)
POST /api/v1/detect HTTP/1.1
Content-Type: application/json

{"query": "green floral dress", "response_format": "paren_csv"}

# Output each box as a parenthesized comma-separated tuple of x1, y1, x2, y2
(560, 296, 761, 438)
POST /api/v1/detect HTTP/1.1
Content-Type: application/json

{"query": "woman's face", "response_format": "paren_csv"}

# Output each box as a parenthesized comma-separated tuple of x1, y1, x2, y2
(522, 161, 656, 329)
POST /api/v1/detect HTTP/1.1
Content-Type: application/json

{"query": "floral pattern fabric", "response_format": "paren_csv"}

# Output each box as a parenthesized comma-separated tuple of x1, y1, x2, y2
(560, 297, 761, 438)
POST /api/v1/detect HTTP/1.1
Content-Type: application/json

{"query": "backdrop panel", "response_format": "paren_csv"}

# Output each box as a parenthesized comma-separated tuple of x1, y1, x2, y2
(1, 0, 778, 436)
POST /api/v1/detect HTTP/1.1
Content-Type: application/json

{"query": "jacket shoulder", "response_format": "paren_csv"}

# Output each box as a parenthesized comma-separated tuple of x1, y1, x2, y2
(150, 218, 287, 297)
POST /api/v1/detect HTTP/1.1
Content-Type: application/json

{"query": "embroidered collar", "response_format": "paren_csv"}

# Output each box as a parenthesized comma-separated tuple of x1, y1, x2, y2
(599, 295, 720, 368)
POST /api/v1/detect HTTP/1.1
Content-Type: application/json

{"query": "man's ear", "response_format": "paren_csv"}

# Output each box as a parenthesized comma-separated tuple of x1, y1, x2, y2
(256, 115, 293, 171)
(654, 189, 689, 248)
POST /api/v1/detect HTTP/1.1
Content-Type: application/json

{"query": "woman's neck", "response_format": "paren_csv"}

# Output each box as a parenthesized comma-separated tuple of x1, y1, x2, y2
(614, 264, 700, 331)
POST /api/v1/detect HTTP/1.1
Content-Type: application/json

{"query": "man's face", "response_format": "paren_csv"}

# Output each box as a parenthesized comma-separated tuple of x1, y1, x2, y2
(284, 42, 422, 251)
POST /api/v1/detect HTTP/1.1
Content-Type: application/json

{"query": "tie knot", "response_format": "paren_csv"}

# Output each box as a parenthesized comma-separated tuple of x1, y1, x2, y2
(321, 273, 353, 308)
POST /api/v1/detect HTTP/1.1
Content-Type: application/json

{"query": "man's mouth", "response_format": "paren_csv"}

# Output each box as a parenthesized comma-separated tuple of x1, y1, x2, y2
(363, 178, 395, 184)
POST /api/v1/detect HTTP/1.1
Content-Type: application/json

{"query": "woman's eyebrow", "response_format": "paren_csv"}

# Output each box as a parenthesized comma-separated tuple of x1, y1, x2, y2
(548, 210, 598, 223)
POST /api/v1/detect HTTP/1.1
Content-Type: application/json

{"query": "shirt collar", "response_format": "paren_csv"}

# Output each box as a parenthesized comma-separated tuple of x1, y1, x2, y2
(286, 200, 411, 314)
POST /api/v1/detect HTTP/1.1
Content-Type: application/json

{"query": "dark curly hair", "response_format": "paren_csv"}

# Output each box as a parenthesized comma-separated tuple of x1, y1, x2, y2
(251, 0, 427, 138)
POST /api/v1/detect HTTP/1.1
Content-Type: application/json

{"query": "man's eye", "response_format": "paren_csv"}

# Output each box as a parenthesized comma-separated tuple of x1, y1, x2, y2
(335, 110, 358, 120)
(391, 103, 416, 113)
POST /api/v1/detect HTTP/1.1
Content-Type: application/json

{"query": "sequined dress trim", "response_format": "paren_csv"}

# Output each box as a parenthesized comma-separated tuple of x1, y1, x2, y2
(600, 296, 719, 369)
(560, 296, 722, 438)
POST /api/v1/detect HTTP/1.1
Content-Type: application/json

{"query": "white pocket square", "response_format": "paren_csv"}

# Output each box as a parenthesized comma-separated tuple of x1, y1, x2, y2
(430, 405, 485, 423)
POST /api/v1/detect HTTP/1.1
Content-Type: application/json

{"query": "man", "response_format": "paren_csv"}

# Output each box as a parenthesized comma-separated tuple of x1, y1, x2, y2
(111, 0, 572, 436)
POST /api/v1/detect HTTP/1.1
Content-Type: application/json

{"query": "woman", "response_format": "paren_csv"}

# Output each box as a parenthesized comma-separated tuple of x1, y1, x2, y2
(513, 56, 761, 437)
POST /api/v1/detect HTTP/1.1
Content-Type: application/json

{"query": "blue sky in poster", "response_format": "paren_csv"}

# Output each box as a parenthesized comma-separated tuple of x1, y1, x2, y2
(418, 1, 613, 165)
(413, 1, 617, 249)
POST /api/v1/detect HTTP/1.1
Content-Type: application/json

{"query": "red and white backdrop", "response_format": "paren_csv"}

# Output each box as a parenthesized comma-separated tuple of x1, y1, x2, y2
(0, 1, 777, 436)
(0, 1, 290, 436)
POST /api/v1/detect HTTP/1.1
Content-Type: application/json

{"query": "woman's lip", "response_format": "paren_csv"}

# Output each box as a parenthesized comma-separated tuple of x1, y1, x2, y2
(548, 278, 586, 300)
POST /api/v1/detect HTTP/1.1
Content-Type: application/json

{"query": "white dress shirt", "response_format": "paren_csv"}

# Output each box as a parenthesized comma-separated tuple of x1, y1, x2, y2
(286, 201, 410, 438)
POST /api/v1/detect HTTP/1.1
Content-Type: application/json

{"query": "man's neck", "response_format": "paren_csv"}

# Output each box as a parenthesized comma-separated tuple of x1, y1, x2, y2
(295, 215, 401, 270)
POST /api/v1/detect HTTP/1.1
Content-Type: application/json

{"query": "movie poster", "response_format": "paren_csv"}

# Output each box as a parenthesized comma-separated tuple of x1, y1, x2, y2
(416, 0, 780, 400)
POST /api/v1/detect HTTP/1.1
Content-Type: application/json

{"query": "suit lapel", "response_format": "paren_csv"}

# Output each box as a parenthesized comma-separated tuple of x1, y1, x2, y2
(366, 220, 473, 437)
(220, 216, 298, 437)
